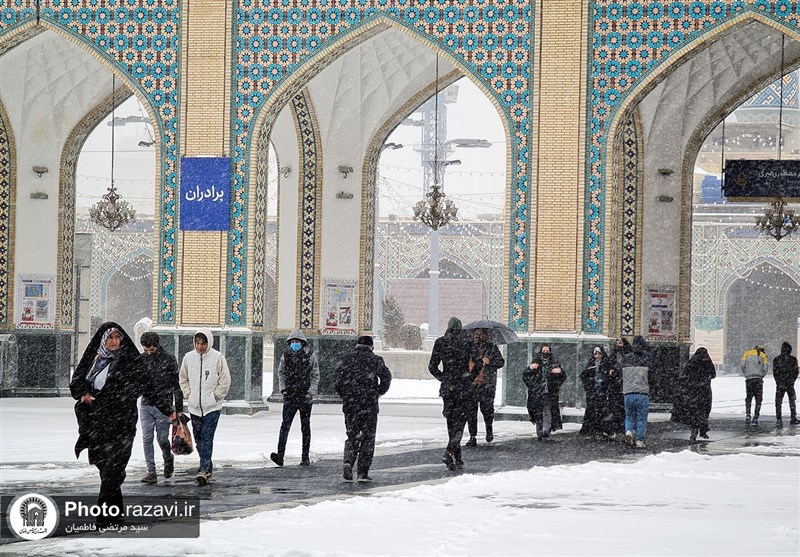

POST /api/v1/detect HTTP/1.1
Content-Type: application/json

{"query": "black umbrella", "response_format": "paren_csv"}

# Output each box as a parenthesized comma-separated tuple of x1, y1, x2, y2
(462, 319, 520, 345)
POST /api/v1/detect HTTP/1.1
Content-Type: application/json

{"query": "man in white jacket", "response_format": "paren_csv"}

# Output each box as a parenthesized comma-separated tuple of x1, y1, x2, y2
(179, 328, 231, 485)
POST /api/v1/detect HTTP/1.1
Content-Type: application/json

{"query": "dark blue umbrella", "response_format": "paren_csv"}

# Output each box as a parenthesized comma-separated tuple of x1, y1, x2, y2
(462, 319, 520, 345)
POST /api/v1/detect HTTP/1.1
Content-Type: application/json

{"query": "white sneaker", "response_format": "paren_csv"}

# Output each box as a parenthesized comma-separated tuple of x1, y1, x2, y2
(625, 431, 635, 446)
(635, 440, 647, 449)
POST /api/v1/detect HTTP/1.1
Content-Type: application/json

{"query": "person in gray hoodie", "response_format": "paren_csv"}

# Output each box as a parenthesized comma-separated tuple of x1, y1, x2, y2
(270, 329, 320, 467)
(740, 345, 768, 426)
(622, 336, 654, 449)
(179, 328, 231, 485)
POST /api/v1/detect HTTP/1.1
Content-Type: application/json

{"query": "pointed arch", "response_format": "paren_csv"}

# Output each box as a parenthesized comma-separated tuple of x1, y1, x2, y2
(57, 86, 133, 329)
(586, 8, 800, 334)
(234, 6, 530, 329)
(0, 5, 182, 324)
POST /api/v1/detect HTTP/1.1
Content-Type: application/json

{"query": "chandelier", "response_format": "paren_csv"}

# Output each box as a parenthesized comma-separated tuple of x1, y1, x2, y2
(412, 55, 458, 230)
(90, 74, 136, 231)
(755, 196, 800, 240)
(754, 34, 797, 241)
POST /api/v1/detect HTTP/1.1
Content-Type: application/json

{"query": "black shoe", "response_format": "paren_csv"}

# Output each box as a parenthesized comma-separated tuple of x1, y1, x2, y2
(299, 457, 310, 466)
(442, 451, 456, 471)
(454, 458, 464, 469)
(163, 458, 174, 479)
(790, 418, 800, 425)
(699, 431, 709, 439)
(343, 463, 353, 482)
(777, 419, 783, 428)
(140, 472, 157, 484)
(466, 436, 477, 447)
(270, 452, 284, 467)
(486, 430, 494, 443)
(357, 474, 373, 483)
(689, 429, 697, 442)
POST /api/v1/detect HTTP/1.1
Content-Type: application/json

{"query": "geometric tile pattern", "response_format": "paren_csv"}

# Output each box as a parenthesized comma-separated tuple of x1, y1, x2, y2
(588, 1, 800, 333)
(234, 1, 532, 329)
(0, 100, 14, 328)
(251, 122, 272, 329)
(0, 1, 181, 324)
(743, 72, 799, 108)
(619, 112, 642, 336)
(290, 90, 322, 330)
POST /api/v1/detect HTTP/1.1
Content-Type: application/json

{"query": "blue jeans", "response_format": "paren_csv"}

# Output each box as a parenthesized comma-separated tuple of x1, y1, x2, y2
(190, 410, 221, 473)
(624, 393, 650, 441)
(140, 405, 172, 474)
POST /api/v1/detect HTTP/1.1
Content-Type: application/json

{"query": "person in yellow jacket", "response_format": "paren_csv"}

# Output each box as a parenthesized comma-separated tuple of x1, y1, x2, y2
(740, 345, 768, 426)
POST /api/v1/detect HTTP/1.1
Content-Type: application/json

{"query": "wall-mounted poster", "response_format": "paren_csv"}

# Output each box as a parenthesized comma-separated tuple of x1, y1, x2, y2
(644, 285, 677, 341)
(16, 274, 54, 329)
(322, 279, 357, 334)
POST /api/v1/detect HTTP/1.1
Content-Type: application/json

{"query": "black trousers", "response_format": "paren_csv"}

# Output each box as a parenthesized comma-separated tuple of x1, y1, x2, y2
(277, 396, 312, 459)
(745, 378, 764, 419)
(468, 384, 495, 437)
(776, 384, 797, 420)
(343, 409, 378, 476)
(89, 432, 135, 523)
(443, 393, 476, 459)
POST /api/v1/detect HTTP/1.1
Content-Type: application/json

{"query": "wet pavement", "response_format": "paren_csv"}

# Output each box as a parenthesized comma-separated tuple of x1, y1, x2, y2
(3, 413, 796, 522)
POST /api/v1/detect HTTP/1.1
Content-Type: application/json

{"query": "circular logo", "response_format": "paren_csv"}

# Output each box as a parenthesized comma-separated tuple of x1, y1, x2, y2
(7, 493, 59, 540)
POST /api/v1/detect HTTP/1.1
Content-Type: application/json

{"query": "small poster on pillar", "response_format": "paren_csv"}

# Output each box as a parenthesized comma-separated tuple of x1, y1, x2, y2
(322, 279, 357, 334)
(179, 157, 231, 231)
(644, 285, 677, 341)
(16, 274, 54, 329)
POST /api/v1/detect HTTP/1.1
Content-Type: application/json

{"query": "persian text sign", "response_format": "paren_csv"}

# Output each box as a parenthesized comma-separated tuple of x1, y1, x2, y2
(723, 159, 800, 200)
(180, 157, 230, 230)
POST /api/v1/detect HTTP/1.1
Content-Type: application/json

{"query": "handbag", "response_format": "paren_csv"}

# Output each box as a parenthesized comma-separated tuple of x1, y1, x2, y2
(171, 414, 194, 455)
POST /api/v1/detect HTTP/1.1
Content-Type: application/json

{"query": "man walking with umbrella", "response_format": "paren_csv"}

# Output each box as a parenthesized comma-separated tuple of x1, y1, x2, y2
(429, 317, 479, 470)
(465, 327, 505, 446)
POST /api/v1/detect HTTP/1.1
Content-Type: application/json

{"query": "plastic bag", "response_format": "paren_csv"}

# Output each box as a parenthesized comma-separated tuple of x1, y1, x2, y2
(171, 414, 193, 455)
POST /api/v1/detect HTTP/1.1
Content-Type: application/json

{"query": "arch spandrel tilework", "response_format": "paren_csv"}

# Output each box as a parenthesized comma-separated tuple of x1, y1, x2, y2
(233, 1, 532, 329)
(0, 1, 181, 325)
(587, 1, 800, 334)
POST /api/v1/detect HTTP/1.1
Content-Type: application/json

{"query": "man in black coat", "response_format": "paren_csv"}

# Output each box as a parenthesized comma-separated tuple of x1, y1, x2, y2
(774, 341, 799, 427)
(138, 331, 183, 484)
(334, 335, 392, 482)
(70, 322, 175, 525)
(429, 317, 481, 470)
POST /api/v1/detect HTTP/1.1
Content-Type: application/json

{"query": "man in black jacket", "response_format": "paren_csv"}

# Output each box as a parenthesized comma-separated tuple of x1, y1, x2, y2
(334, 335, 392, 482)
(271, 329, 320, 467)
(429, 317, 481, 470)
(138, 332, 183, 484)
(774, 341, 799, 427)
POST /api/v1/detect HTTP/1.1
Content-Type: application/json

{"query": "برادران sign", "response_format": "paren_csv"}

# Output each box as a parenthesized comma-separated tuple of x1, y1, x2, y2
(179, 157, 231, 231)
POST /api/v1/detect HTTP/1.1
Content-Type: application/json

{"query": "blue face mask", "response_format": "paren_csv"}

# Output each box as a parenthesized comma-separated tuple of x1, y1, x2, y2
(290, 341, 302, 352)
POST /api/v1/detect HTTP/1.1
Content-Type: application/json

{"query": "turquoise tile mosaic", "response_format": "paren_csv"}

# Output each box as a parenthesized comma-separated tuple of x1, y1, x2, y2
(588, 0, 800, 333)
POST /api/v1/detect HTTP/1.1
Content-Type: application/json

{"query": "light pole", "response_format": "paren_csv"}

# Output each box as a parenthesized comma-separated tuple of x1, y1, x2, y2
(404, 89, 490, 341)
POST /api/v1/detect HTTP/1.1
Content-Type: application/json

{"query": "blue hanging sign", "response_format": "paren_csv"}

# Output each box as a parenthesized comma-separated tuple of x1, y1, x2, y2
(179, 157, 231, 230)
(723, 159, 800, 200)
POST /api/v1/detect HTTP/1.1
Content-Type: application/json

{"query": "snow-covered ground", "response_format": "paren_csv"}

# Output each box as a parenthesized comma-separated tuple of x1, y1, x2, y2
(1, 376, 799, 556)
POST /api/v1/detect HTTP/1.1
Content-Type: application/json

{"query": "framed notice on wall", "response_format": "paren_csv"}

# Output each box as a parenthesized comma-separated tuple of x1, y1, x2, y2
(16, 274, 54, 329)
(644, 285, 677, 341)
(322, 279, 357, 334)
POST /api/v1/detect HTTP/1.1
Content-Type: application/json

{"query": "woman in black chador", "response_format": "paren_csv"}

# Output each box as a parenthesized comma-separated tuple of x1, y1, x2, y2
(579, 346, 613, 437)
(70, 322, 174, 524)
(606, 337, 630, 435)
(671, 347, 716, 441)
(523, 344, 566, 441)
